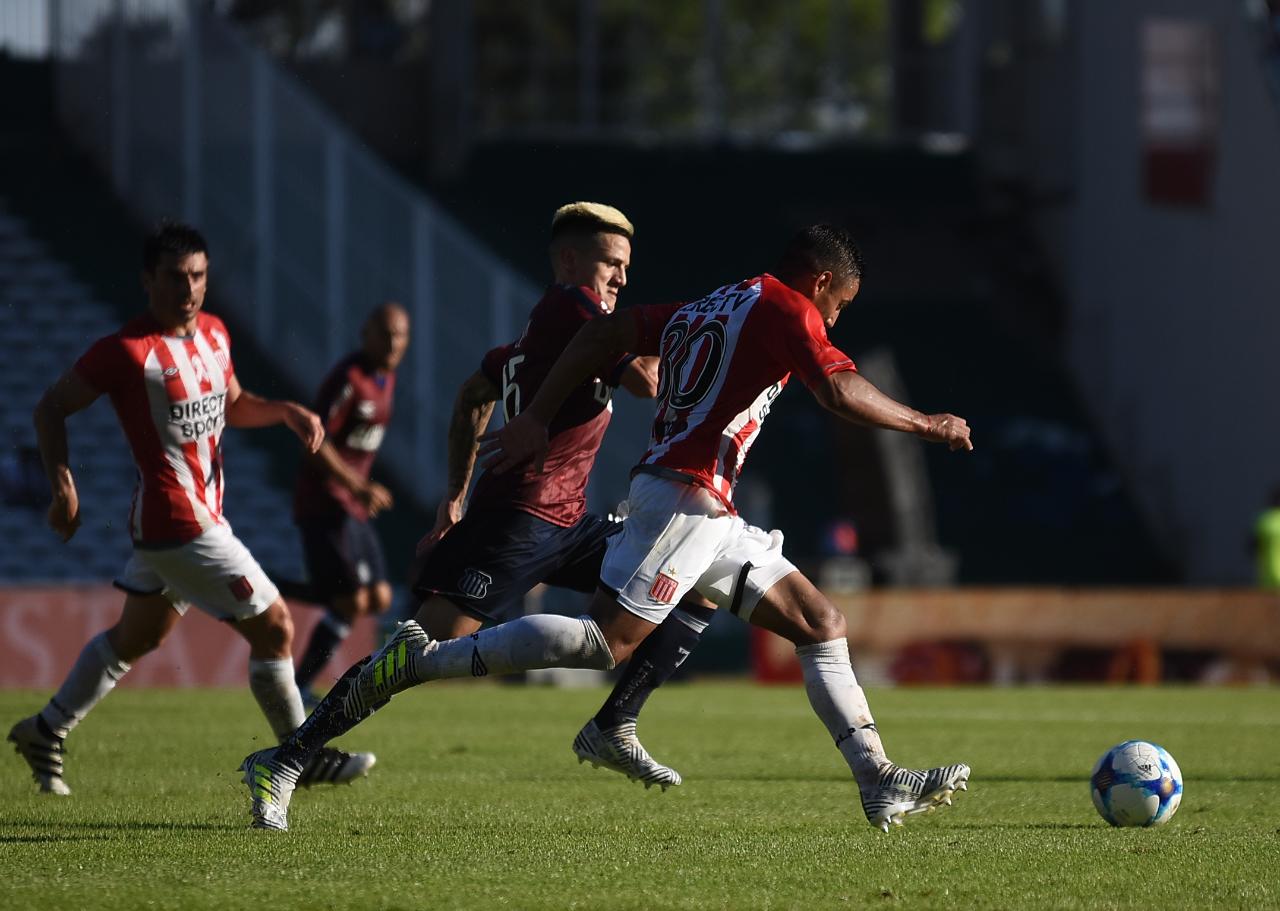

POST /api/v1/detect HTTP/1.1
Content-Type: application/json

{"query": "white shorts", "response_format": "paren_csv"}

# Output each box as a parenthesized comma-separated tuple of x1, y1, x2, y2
(601, 473, 797, 625)
(116, 523, 280, 622)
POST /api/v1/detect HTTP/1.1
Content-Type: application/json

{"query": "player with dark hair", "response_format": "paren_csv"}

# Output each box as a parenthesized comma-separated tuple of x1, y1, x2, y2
(8, 221, 376, 794)
(236, 220, 977, 834)
(292, 302, 410, 703)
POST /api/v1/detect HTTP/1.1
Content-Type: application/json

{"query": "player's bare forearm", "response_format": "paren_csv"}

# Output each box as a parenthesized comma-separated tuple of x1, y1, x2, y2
(524, 314, 639, 423)
(307, 440, 367, 494)
(444, 371, 499, 501)
(33, 370, 100, 492)
(814, 371, 973, 451)
(225, 388, 287, 427)
(477, 315, 641, 474)
(226, 376, 323, 451)
(34, 370, 100, 540)
(618, 355, 660, 399)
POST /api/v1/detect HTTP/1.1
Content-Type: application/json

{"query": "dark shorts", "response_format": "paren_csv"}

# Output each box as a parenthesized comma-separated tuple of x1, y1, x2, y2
(413, 508, 620, 623)
(298, 514, 388, 600)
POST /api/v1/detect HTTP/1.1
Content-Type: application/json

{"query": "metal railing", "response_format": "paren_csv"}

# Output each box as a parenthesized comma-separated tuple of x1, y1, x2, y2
(45, 0, 560, 511)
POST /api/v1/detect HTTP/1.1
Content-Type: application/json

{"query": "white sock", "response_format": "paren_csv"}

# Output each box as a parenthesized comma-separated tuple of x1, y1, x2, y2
(796, 638, 888, 782)
(415, 614, 615, 681)
(39, 632, 132, 740)
(671, 606, 712, 634)
(248, 657, 306, 740)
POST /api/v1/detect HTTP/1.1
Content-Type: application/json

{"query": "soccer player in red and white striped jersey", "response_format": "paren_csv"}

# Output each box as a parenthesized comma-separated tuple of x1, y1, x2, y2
(8, 222, 374, 795)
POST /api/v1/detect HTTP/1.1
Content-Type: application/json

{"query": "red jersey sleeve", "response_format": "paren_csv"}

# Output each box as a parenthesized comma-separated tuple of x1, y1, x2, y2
(768, 295, 856, 388)
(628, 303, 683, 356)
(73, 334, 129, 395)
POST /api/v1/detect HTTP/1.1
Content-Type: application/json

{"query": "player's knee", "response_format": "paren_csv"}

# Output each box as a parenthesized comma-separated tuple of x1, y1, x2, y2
(251, 602, 294, 656)
(809, 599, 847, 642)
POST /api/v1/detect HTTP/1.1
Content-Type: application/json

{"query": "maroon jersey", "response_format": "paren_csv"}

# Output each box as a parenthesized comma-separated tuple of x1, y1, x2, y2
(470, 284, 634, 527)
(75, 312, 235, 546)
(628, 274, 855, 512)
(294, 352, 396, 520)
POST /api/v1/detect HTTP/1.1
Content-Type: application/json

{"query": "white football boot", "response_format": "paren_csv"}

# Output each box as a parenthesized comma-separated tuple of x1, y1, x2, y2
(860, 762, 970, 832)
(572, 719, 682, 791)
(241, 747, 302, 831)
(8, 715, 71, 796)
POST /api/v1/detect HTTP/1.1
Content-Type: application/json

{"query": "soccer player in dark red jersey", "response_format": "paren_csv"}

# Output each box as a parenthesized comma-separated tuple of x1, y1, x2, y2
(8, 222, 375, 795)
(237, 203, 719, 827)
(292, 303, 409, 704)
(406, 203, 716, 791)
(241, 224, 976, 833)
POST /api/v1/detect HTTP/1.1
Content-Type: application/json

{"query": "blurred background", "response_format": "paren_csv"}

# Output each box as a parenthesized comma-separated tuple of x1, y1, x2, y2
(0, 0, 1276, 689)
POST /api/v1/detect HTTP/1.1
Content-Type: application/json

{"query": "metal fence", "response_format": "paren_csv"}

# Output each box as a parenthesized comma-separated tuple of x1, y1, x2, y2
(45, 0, 563, 511)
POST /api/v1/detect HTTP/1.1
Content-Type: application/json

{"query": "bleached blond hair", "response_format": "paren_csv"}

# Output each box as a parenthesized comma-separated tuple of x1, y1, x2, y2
(550, 201, 634, 240)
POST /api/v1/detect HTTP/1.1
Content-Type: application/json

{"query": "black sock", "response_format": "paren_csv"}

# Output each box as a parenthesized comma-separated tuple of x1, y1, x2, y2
(279, 656, 385, 767)
(593, 603, 716, 730)
(294, 612, 351, 691)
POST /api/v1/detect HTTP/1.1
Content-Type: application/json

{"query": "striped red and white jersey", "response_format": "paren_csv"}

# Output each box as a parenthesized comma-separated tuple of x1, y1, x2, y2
(75, 312, 235, 547)
(628, 274, 856, 513)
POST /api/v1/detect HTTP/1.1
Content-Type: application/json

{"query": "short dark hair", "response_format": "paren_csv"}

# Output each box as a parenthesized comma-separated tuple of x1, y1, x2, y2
(143, 221, 209, 273)
(776, 224, 864, 284)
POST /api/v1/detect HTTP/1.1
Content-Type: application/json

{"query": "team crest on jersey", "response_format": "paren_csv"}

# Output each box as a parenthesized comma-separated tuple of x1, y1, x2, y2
(458, 568, 493, 599)
(163, 366, 179, 377)
(649, 571, 679, 604)
(190, 354, 210, 387)
(228, 575, 254, 602)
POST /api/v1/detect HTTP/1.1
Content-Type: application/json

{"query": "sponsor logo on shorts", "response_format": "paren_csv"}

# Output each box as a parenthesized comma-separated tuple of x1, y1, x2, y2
(458, 568, 492, 599)
(648, 571, 679, 604)
(228, 575, 255, 601)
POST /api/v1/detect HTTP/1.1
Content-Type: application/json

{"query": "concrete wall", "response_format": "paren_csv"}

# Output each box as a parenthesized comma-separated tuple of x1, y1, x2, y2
(1062, 0, 1280, 581)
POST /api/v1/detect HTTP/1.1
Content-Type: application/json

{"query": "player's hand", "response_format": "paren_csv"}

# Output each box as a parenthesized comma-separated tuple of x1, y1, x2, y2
(920, 413, 973, 451)
(416, 498, 463, 557)
(47, 485, 81, 542)
(359, 481, 394, 517)
(285, 404, 325, 453)
(477, 413, 549, 475)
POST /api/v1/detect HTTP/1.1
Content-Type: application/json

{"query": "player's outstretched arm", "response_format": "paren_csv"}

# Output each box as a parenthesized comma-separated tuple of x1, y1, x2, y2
(418, 370, 499, 553)
(225, 374, 324, 453)
(478, 312, 642, 474)
(33, 369, 102, 542)
(812, 370, 973, 452)
(617, 355, 660, 398)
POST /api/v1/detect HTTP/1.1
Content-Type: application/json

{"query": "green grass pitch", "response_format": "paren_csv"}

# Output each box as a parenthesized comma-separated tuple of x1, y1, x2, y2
(1, 684, 1277, 910)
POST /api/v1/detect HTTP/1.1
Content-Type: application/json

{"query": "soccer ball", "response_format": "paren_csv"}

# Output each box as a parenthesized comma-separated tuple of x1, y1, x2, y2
(1090, 740, 1183, 827)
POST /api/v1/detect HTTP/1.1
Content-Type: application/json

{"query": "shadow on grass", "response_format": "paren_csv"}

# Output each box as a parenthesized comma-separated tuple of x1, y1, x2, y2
(0, 833, 115, 843)
(0, 818, 239, 833)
